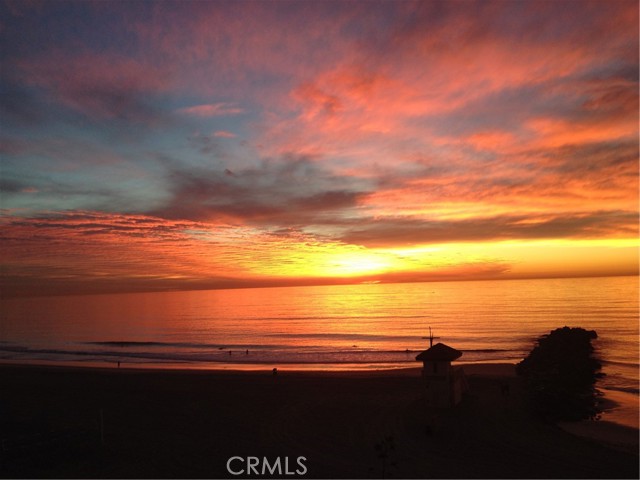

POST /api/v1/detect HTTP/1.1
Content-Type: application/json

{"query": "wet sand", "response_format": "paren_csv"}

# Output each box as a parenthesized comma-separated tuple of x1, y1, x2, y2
(0, 363, 637, 479)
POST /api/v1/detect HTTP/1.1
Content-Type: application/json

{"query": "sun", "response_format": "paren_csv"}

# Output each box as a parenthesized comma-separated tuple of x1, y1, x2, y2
(327, 251, 392, 277)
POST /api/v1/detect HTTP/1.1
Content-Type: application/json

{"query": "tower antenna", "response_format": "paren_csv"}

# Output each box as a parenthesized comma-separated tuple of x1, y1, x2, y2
(422, 326, 439, 347)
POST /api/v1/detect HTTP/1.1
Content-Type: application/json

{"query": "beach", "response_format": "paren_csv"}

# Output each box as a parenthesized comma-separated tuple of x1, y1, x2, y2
(0, 363, 637, 479)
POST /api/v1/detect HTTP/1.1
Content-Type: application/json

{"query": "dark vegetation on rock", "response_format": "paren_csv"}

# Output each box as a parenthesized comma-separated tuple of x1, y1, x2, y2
(516, 326, 603, 422)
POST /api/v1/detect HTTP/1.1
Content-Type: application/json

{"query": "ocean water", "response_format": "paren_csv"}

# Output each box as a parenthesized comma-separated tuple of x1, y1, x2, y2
(1, 276, 638, 396)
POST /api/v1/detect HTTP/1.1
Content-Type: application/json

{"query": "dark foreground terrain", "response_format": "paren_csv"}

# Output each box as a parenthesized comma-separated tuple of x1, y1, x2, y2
(0, 364, 637, 478)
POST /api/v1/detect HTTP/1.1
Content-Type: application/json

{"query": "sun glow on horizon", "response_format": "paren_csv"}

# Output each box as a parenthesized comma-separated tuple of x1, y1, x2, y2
(223, 234, 639, 282)
(325, 251, 393, 277)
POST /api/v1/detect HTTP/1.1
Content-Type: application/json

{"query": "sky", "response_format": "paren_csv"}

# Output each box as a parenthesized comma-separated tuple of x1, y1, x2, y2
(1, 0, 638, 296)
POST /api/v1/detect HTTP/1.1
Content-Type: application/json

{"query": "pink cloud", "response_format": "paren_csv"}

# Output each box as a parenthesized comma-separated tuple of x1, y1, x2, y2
(244, 1, 637, 165)
(177, 103, 244, 117)
(213, 130, 237, 138)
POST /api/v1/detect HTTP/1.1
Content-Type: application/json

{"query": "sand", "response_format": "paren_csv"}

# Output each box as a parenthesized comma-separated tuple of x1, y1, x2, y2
(0, 363, 637, 479)
(557, 389, 639, 456)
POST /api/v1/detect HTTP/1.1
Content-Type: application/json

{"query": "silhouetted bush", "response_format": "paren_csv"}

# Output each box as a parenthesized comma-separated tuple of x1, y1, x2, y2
(516, 327, 602, 421)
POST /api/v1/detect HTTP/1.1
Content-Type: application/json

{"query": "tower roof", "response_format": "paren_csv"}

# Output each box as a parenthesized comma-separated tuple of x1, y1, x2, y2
(415, 342, 462, 362)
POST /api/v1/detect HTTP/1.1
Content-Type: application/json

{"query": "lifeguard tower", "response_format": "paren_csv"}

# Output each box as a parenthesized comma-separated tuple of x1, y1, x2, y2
(416, 337, 468, 408)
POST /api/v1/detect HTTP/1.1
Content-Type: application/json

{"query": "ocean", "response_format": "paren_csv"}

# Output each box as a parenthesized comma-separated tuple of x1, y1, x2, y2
(1, 276, 638, 395)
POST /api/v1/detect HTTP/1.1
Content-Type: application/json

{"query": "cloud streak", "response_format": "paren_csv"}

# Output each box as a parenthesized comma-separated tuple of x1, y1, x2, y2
(339, 211, 639, 248)
(177, 103, 244, 117)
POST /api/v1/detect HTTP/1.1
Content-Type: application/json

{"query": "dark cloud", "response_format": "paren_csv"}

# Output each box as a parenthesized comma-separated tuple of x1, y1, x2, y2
(340, 211, 639, 248)
(149, 156, 370, 225)
(0, 178, 28, 193)
(582, 81, 638, 114)
(188, 132, 228, 158)
(1, 212, 197, 241)
(63, 84, 164, 125)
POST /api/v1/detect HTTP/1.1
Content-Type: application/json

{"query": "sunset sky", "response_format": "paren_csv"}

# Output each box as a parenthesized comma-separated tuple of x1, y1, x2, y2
(1, 0, 638, 296)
